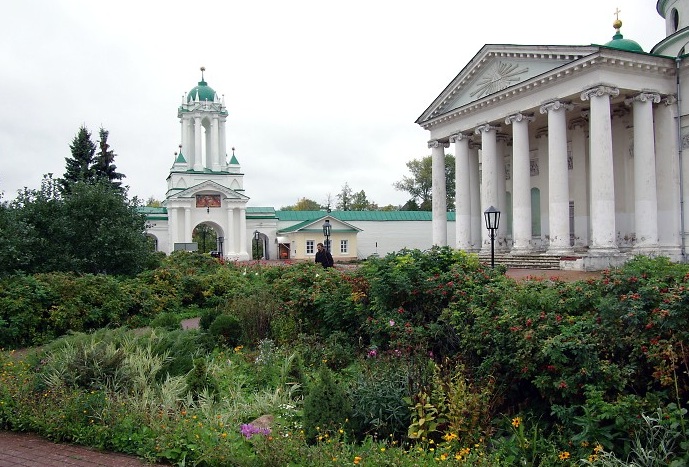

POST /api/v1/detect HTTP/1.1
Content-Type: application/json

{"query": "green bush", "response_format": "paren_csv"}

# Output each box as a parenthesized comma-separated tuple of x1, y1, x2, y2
(208, 314, 242, 347)
(302, 364, 352, 443)
(148, 312, 181, 331)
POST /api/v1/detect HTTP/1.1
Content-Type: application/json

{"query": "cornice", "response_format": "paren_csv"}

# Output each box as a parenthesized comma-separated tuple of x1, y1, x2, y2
(419, 49, 675, 131)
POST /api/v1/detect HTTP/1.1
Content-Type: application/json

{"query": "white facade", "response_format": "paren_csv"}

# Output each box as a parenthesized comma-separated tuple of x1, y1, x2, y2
(417, 2, 689, 269)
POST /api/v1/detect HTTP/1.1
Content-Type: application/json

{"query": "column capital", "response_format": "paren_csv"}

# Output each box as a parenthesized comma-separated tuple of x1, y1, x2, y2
(449, 132, 472, 143)
(539, 100, 574, 114)
(428, 140, 450, 149)
(581, 85, 620, 101)
(624, 92, 661, 106)
(505, 113, 535, 125)
(663, 94, 678, 106)
(474, 124, 500, 135)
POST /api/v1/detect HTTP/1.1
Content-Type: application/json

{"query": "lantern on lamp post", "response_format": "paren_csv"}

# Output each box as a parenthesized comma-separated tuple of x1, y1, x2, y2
(253, 230, 260, 260)
(484, 206, 501, 269)
(322, 219, 331, 253)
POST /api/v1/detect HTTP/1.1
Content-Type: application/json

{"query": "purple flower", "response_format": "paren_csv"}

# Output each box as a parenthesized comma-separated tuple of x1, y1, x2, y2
(389, 319, 395, 326)
(240, 423, 271, 439)
(367, 349, 377, 358)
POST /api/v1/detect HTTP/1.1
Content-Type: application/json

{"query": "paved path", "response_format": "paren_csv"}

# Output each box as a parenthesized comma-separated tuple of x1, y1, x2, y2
(0, 431, 156, 466)
(0, 268, 601, 465)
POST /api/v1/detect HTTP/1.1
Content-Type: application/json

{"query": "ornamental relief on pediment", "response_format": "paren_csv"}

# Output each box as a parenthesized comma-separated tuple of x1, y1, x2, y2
(471, 61, 529, 99)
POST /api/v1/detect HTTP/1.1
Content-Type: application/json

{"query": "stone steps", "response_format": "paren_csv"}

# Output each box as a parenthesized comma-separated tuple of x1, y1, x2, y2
(478, 253, 567, 269)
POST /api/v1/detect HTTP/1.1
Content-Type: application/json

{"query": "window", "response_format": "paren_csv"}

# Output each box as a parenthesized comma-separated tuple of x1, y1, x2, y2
(306, 240, 315, 255)
(340, 239, 348, 254)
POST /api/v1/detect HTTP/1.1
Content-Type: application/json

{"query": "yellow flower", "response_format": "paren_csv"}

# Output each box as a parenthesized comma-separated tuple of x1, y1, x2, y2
(559, 451, 570, 460)
(594, 444, 604, 453)
(353, 456, 362, 464)
(511, 416, 522, 428)
(380, 447, 386, 452)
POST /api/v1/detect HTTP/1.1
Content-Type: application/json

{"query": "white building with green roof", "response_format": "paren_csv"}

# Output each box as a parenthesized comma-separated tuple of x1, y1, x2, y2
(417, 2, 689, 269)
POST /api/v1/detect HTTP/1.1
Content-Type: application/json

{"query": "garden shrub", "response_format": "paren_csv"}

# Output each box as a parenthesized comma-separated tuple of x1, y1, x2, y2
(148, 328, 208, 378)
(349, 356, 412, 441)
(302, 364, 352, 443)
(186, 357, 219, 401)
(208, 314, 242, 347)
(148, 312, 181, 331)
(225, 287, 281, 345)
(198, 307, 221, 331)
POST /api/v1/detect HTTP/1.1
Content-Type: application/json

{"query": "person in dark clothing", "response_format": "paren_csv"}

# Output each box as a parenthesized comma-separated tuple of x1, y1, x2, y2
(315, 242, 334, 268)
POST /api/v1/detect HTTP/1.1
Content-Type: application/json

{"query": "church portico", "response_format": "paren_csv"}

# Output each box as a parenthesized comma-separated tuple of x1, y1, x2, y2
(418, 30, 683, 268)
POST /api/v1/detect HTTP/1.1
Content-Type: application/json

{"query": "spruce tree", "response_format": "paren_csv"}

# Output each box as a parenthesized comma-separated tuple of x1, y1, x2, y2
(61, 125, 96, 193)
(93, 127, 124, 191)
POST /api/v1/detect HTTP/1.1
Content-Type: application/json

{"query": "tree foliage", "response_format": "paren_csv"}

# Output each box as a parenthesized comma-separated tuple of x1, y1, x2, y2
(61, 125, 96, 193)
(93, 128, 124, 191)
(394, 154, 455, 211)
(336, 183, 353, 211)
(280, 197, 322, 211)
(61, 125, 125, 194)
(5, 175, 151, 276)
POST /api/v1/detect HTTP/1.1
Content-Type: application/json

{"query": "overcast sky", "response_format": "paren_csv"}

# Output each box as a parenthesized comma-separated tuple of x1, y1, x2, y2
(1, 0, 666, 209)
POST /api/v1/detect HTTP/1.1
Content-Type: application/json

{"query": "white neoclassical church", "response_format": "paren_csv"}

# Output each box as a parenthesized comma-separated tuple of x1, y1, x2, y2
(417, 1, 689, 269)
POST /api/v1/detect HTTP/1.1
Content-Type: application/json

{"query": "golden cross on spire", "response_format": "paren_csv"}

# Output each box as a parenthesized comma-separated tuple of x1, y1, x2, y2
(614, 7, 621, 21)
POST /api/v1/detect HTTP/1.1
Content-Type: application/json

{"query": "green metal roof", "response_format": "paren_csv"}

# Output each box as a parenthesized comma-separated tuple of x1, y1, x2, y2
(275, 210, 455, 221)
(229, 154, 239, 164)
(175, 152, 187, 163)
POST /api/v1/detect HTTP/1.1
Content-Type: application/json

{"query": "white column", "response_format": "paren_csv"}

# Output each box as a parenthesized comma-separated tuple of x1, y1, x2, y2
(451, 133, 472, 250)
(569, 118, 589, 249)
(429, 140, 450, 246)
(506, 113, 534, 252)
(582, 86, 619, 253)
(496, 133, 509, 250)
(239, 208, 248, 259)
(194, 117, 203, 171)
(169, 207, 179, 251)
(182, 118, 193, 168)
(541, 100, 574, 254)
(476, 124, 499, 251)
(226, 207, 236, 255)
(219, 118, 227, 169)
(469, 142, 482, 251)
(184, 208, 192, 243)
(211, 117, 220, 171)
(626, 92, 661, 251)
(655, 96, 681, 257)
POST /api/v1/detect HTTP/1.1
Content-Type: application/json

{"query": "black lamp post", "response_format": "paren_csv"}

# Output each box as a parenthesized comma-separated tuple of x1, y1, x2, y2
(217, 236, 224, 257)
(322, 219, 331, 253)
(253, 230, 260, 260)
(484, 206, 501, 269)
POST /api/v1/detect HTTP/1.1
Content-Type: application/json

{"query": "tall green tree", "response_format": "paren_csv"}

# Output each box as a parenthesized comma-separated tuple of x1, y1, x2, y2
(93, 127, 124, 191)
(7, 175, 151, 276)
(336, 183, 353, 211)
(61, 125, 96, 193)
(393, 154, 455, 211)
(350, 190, 376, 211)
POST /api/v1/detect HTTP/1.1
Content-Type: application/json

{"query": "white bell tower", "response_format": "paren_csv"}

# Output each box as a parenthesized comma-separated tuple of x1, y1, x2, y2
(161, 67, 250, 260)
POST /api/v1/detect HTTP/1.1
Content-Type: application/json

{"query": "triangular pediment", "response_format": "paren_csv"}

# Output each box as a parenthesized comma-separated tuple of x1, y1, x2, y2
(278, 215, 361, 234)
(167, 180, 249, 201)
(416, 44, 598, 124)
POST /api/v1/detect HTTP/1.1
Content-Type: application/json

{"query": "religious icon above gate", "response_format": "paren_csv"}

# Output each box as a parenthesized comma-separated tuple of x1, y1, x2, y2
(196, 194, 221, 208)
